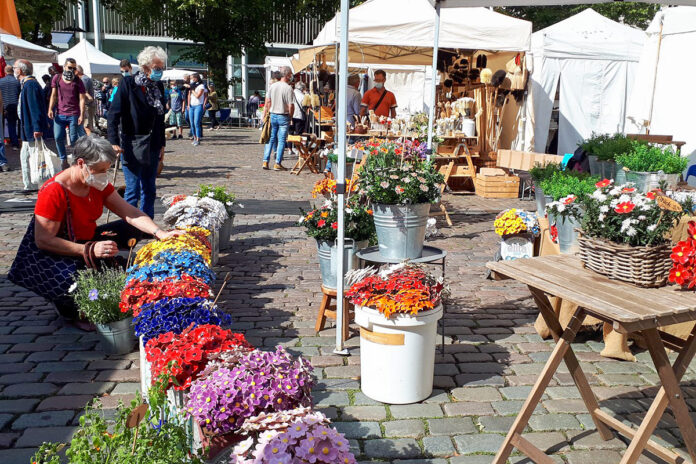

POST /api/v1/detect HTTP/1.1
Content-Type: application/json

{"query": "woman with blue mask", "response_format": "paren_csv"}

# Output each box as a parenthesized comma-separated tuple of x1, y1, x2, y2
(107, 46, 168, 219)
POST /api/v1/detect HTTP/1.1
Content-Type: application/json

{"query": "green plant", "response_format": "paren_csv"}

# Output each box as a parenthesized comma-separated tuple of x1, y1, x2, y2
(539, 170, 599, 201)
(196, 184, 236, 215)
(72, 268, 128, 325)
(327, 152, 356, 164)
(299, 198, 376, 243)
(530, 162, 560, 184)
(616, 143, 688, 174)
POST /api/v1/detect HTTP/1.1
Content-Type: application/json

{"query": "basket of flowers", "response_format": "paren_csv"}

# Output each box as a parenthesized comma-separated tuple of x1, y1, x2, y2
(494, 209, 539, 260)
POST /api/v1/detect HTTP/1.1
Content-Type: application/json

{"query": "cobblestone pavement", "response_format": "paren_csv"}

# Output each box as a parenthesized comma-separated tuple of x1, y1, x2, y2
(0, 129, 694, 463)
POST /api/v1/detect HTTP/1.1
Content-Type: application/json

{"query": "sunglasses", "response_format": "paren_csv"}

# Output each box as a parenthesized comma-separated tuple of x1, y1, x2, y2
(66, 66, 77, 71)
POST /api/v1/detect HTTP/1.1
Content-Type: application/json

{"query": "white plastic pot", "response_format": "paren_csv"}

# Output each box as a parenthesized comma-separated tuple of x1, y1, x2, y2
(355, 304, 443, 404)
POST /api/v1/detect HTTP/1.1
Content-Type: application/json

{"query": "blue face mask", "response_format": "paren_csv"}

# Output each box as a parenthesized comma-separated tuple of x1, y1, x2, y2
(149, 69, 163, 81)
(121, 70, 131, 77)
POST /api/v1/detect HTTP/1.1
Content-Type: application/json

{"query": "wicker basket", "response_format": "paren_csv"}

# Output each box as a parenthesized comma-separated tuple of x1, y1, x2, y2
(577, 232, 672, 288)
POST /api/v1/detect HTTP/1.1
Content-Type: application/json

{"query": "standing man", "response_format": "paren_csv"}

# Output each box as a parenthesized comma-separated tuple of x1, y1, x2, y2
(76, 65, 97, 135)
(120, 59, 133, 77)
(261, 66, 294, 171)
(346, 74, 362, 127)
(16, 60, 50, 191)
(181, 74, 192, 139)
(0, 64, 21, 148)
(359, 69, 397, 120)
(48, 57, 86, 170)
(100, 77, 111, 116)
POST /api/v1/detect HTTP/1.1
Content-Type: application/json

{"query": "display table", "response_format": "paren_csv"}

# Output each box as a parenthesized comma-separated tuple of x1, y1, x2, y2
(356, 245, 447, 352)
(487, 254, 696, 464)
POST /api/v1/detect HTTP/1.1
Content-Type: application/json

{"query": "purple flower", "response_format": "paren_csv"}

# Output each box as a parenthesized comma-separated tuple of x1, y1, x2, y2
(88, 289, 99, 301)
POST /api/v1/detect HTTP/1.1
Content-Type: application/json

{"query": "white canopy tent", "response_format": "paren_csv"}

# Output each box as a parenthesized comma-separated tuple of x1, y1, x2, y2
(627, 6, 696, 165)
(58, 39, 139, 76)
(526, 9, 645, 155)
(0, 32, 57, 62)
(162, 68, 196, 81)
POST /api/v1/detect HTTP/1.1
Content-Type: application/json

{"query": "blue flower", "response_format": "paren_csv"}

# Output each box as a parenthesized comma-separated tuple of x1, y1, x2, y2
(88, 289, 99, 301)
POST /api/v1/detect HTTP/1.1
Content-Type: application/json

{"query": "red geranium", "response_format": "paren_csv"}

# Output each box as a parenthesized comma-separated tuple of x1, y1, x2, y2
(145, 324, 253, 390)
(331, 222, 338, 229)
(669, 265, 693, 288)
(621, 187, 636, 193)
(595, 179, 611, 188)
(671, 242, 695, 265)
(646, 191, 656, 200)
(668, 226, 696, 290)
(120, 274, 212, 316)
(614, 202, 636, 214)
(317, 219, 326, 228)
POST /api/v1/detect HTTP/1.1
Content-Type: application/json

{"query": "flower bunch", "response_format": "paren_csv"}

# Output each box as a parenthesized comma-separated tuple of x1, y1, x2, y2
(71, 268, 129, 325)
(145, 325, 253, 390)
(494, 209, 527, 236)
(546, 194, 582, 219)
(133, 233, 212, 266)
(120, 274, 212, 316)
(346, 264, 445, 318)
(133, 297, 232, 343)
(163, 196, 229, 232)
(186, 346, 314, 434)
(196, 184, 237, 216)
(162, 194, 189, 207)
(299, 198, 375, 243)
(580, 180, 686, 247)
(669, 221, 696, 289)
(229, 410, 355, 464)
(126, 250, 216, 286)
(311, 178, 337, 199)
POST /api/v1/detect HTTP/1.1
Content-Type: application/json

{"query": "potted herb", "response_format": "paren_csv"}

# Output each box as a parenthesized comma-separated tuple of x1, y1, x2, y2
(615, 143, 688, 193)
(196, 184, 237, 249)
(357, 141, 444, 259)
(579, 133, 607, 176)
(346, 264, 446, 403)
(529, 162, 560, 213)
(72, 268, 133, 355)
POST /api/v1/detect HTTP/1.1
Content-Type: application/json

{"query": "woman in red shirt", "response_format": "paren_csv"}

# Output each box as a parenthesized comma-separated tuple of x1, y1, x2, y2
(32, 135, 181, 319)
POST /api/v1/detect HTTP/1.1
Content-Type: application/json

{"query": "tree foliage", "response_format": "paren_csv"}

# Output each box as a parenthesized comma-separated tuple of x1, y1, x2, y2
(15, 0, 75, 47)
(497, 3, 659, 31)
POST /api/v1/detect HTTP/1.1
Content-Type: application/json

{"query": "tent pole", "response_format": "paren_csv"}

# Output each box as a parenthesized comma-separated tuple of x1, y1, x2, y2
(646, 17, 664, 135)
(426, 0, 441, 161)
(334, 0, 350, 356)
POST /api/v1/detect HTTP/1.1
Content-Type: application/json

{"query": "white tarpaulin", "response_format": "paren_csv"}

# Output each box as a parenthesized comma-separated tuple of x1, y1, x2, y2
(162, 68, 196, 81)
(59, 39, 139, 76)
(527, 9, 645, 155)
(627, 6, 696, 164)
(0, 33, 57, 62)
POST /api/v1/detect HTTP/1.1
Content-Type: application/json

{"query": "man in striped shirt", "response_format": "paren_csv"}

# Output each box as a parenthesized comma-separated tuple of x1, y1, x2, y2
(0, 65, 21, 148)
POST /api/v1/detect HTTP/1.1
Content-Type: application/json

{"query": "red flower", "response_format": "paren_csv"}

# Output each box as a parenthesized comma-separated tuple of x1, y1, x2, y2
(595, 179, 611, 188)
(614, 202, 636, 214)
(317, 219, 326, 228)
(562, 195, 576, 205)
(669, 265, 692, 287)
(646, 191, 656, 200)
(331, 222, 338, 229)
(671, 242, 695, 265)
(622, 187, 636, 193)
(689, 221, 696, 241)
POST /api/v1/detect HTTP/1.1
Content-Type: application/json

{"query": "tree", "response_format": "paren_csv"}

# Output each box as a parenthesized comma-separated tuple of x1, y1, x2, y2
(105, 0, 338, 86)
(497, 3, 659, 31)
(15, 0, 76, 47)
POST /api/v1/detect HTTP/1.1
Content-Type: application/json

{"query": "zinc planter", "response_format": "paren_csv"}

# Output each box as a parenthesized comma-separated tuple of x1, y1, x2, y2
(316, 239, 366, 289)
(372, 203, 430, 260)
(556, 215, 582, 254)
(534, 182, 546, 214)
(96, 317, 135, 355)
(625, 170, 680, 193)
(614, 163, 627, 185)
(218, 215, 234, 250)
(600, 160, 617, 180)
(139, 336, 152, 398)
(355, 304, 443, 404)
(587, 155, 600, 176)
(331, 161, 354, 180)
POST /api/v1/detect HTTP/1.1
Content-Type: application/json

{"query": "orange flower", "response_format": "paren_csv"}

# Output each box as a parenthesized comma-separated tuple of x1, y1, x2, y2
(320, 211, 329, 218)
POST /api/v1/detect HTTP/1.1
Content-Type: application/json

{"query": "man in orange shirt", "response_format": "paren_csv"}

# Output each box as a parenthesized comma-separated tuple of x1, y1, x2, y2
(360, 69, 397, 119)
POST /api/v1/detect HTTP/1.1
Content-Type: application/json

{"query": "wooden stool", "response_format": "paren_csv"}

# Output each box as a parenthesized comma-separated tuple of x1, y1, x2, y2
(315, 285, 353, 342)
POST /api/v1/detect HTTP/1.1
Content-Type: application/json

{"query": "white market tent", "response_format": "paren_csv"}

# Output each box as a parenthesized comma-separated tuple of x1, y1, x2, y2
(162, 68, 196, 81)
(0, 31, 58, 62)
(627, 6, 696, 162)
(526, 9, 645, 156)
(58, 39, 139, 76)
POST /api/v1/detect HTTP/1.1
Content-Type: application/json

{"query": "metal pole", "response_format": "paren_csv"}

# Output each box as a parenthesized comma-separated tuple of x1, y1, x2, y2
(226, 55, 234, 100)
(426, 0, 441, 162)
(77, 1, 87, 41)
(91, 0, 102, 50)
(334, 0, 349, 356)
(241, 48, 249, 101)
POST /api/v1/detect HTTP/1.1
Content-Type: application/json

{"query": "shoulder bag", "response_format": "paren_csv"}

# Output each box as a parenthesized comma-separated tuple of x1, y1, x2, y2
(371, 89, 389, 112)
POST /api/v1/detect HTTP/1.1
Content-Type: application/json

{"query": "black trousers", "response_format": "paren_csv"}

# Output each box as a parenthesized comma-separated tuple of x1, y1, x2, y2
(292, 118, 305, 135)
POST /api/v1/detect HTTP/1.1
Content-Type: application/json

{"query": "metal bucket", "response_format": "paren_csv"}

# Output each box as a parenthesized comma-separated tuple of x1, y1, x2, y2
(372, 203, 430, 260)
(316, 238, 365, 289)
(587, 155, 600, 176)
(625, 170, 680, 193)
(218, 216, 234, 250)
(316, 239, 335, 289)
(534, 182, 546, 214)
(556, 215, 581, 254)
(614, 163, 627, 185)
(96, 317, 135, 355)
(331, 162, 354, 180)
(600, 161, 616, 180)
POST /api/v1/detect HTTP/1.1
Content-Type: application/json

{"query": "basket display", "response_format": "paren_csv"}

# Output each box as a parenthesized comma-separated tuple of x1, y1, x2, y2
(577, 232, 672, 288)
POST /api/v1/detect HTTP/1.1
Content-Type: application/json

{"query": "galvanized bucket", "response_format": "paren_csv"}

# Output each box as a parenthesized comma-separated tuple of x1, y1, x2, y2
(600, 161, 616, 180)
(316, 239, 335, 288)
(218, 216, 234, 250)
(96, 317, 135, 355)
(614, 163, 627, 185)
(316, 238, 365, 289)
(556, 215, 581, 254)
(625, 170, 680, 193)
(372, 203, 430, 260)
(331, 162, 354, 180)
(534, 182, 546, 214)
(587, 155, 600, 176)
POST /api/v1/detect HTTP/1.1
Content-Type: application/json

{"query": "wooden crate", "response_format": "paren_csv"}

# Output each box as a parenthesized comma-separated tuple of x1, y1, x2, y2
(474, 173, 520, 198)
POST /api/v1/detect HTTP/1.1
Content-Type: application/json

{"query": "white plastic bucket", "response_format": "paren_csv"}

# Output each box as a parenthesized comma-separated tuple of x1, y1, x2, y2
(355, 304, 443, 404)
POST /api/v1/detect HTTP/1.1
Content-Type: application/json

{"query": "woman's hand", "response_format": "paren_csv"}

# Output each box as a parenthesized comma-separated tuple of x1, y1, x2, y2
(155, 229, 186, 240)
(93, 240, 119, 258)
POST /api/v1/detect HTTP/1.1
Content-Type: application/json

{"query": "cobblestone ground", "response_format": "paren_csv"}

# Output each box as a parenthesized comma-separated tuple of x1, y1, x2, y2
(0, 129, 694, 463)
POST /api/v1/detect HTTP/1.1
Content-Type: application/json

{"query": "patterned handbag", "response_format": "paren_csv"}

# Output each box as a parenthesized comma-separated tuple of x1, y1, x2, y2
(8, 182, 85, 301)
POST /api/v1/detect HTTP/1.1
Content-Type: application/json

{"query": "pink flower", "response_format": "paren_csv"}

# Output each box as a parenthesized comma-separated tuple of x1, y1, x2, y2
(395, 185, 405, 194)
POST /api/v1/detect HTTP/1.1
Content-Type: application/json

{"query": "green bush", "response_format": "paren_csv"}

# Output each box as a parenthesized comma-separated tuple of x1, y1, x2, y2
(539, 170, 599, 201)
(72, 268, 128, 325)
(615, 143, 688, 174)
(530, 162, 560, 184)
(580, 133, 638, 162)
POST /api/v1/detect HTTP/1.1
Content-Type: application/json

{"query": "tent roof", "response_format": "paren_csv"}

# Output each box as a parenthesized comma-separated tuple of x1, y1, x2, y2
(161, 68, 196, 81)
(59, 39, 138, 75)
(646, 4, 696, 35)
(531, 8, 645, 61)
(0, 33, 58, 62)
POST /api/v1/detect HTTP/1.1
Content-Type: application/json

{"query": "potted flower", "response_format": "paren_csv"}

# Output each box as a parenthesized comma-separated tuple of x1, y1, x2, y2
(196, 184, 237, 250)
(616, 142, 688, 193)
(346, 264, 446, 403)
(577, 180, 687, 287)
(133, 227, 213, 267)
(494, 209, 539, 260)
(669, 221, 696, 289)
(529, 162, 560, 213)
(357, 142, 444, 259)
(126, 249, 216, 287)
(326, 151, 357, 179)
(120, 274, 212, 317)
(580, 133, 635, 181)
(71, 268, 133, 355)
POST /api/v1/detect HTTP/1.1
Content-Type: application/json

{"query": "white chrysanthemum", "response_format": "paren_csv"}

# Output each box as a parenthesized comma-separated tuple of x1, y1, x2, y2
(621, 218, 633, 232)
(626, 227, 637, 237)
(599, 205, 609, 213)
(647, 224, 658, 232)
(598, 213, 606, 222)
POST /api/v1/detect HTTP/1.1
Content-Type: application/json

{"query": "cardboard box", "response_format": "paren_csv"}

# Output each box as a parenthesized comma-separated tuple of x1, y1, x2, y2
(497, 150, 564, 171)
(474, 173, 520, 198)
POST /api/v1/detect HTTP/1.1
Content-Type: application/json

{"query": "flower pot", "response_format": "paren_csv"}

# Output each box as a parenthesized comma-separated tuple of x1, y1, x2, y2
(625, 170, 680, 194)
(331, 161, 354, 180)
(556, 215, 581, 254)
(316, 238, 367, 289)
(614, 162, 627, 185)
(192, 420, 242, 461)
(139, 336, 152, 398)
(587, 155, 600, 176)
(210, 228, 219, 266)
(218, 215, 234, 250)
(534, 182, 546, 214)
(96, 317, 135, 355)
(600, 160, 616, 180)
(500, 233, 534, 260)
(355, 304, 443, 404)
(372, 203, 430, 260)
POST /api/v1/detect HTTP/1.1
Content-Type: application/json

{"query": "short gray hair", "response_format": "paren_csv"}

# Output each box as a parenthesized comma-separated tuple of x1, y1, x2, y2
(14, 59, 32, 76)
(137, 46, 167, 68)
(295, 82, 305, 91)
(72, 135, 117, 166)
(280, 66, 292, 78)
(348, 74, 360, 86)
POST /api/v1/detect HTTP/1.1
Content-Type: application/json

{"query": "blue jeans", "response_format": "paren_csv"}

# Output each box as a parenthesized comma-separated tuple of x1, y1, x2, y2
(120, 135, 160, 218)
(190, 104, 203, 139)
(263, 113, 290, 164)
(5, 104, 19, 146)
(53, 114, 86, 160)
(186, 107, 192, 137)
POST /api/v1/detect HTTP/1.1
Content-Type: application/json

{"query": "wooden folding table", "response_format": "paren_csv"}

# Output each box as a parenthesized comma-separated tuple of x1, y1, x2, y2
(487, 255, 696, 464)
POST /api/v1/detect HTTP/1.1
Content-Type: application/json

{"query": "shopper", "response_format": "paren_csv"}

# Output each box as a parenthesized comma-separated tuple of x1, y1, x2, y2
(48, 57, 87, 169)
(76, 65, 98, 135)
(188, 73, 205, 146)
(346, 74, 362, 127)
(100, 77, 111, 115)
(107, 46, 167, 218)
(16, 59, 50, 191)
(360, 69, 397, 119)
(165, 79, 184, 139)
(262, 66, 294, 171)
(181, 74, 192, 138)
(292, 82, 306, 135)
(108, 77, 119, 105)
(207, 82, 220, 130)
(0, 64, 21, 148)
(120, 59, 133, 77)
(0, 88, 8, 171)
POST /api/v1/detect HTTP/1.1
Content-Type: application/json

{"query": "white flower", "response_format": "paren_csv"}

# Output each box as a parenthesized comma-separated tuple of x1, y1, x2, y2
(598, 213, 606, 222)
(207, 192, 214, 198)
(609, 187, 621, 196)
(298, 216, 305, 224)
(591, 190, 608, 202)
(618, 194, 631, 203)
(638, 215, 647, 221)
(68, 282, 78, 293)
(557, 204, 566, 213)
(647, 224, 658, 232)
(345, 208, 353, 214)
(599, 205, 609, 213)
(626, 227, 637, 237)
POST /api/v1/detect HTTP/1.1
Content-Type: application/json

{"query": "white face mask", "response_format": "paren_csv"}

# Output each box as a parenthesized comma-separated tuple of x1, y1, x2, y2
(374, 82, 384, 89)
(83, 166, 109, 191)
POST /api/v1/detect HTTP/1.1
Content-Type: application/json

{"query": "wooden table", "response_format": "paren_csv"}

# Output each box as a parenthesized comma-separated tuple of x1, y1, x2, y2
(487, 255, 696, 464)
